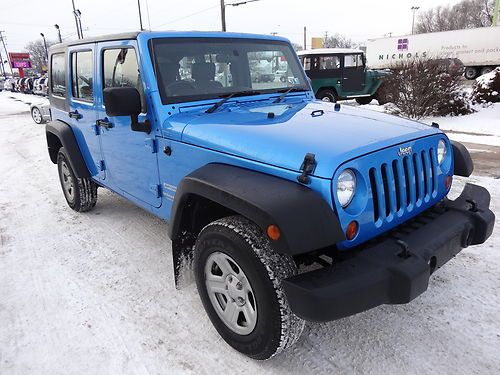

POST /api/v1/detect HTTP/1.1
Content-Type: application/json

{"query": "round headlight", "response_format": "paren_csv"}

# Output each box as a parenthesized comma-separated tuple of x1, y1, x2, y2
(337, 169, 356, 208)
(437, 139, 447, 164)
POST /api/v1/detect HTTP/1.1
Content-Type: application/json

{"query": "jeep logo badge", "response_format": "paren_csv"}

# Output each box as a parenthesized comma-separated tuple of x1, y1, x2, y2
(398, 146, 412, 156)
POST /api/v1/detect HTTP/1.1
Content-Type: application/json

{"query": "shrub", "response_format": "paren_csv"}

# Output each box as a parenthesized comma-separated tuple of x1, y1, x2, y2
(376, 59, 474, 119)
(471, 67, 500, 105)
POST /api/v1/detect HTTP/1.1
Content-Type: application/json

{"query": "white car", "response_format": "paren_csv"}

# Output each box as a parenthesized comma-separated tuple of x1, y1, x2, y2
(3, 77, 17, 91)
(30, 101, 51, 124)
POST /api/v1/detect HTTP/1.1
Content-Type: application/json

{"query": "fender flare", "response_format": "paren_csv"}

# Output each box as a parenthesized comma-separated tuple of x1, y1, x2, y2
(169, 163, 345, 256)
(45, 120, 90, 178)
(451, 140, 474, 177)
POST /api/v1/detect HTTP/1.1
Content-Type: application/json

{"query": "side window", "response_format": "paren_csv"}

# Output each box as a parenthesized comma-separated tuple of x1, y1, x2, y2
(302, 56, 311, 70)
(103, 48, 144, 108)
(344, 54, 363, 68)
(71, 51, 93, 101)
(318, 55, 340, 70)
(51, 53, 66, 97)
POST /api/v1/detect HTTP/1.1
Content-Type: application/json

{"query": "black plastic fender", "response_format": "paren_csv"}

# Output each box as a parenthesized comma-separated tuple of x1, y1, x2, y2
(45, 120, 90, 178)
(169, 163, 345, 256)
(451, 140, 474, 177)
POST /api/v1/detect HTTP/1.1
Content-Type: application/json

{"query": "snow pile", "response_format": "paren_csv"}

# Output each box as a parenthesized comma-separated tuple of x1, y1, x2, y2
(472, 67, 500, 105)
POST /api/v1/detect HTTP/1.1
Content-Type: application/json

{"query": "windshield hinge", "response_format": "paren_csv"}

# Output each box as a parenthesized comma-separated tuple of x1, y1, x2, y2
(98, 160, 106, 171)
(150, 184, 161, 198)
(297, 153, 316, 184)
(144, 138, 157, 153)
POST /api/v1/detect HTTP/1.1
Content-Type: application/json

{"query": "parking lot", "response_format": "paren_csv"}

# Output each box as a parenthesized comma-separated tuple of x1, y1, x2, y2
(1, 92, 499, 375)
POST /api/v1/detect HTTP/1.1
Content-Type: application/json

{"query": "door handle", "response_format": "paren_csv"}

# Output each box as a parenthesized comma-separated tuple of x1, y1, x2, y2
(96, 119, 114, 129)
(69, 110, 82, 119)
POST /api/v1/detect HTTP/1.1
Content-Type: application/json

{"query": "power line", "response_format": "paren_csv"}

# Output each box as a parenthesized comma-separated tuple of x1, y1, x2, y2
(153, 4, 220, 29)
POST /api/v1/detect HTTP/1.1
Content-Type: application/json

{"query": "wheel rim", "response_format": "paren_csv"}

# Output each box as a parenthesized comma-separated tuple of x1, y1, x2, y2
(204, 252, 257, 335)
(321, 96, 332, 102)
(59, 160, 75, 203)
(32, 108, 42, 123)
(465, 69, 476, 79)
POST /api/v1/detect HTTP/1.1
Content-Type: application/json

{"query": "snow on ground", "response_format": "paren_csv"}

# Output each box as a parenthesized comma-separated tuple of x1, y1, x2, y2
(1, 92, 500, 375)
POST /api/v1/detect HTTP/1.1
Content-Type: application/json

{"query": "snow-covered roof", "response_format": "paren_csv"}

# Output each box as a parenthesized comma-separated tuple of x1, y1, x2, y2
(297, 48, 363, 56)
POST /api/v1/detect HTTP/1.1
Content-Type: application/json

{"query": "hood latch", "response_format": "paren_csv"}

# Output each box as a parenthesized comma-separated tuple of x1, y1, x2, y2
(297, 153, 317, 184)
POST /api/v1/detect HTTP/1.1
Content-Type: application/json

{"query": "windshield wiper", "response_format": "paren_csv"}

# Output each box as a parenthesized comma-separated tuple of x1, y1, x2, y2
(273, 87, 307, 103)
(205, 90, 262, 113)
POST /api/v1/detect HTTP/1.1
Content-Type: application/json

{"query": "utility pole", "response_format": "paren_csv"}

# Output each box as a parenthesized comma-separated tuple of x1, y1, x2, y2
(0, 49, 5, 78)
(137, 0, 144, 31)
(303, 26, 307, 50)
(0, 31, 13, 75)
(493, 0, 500, 26)
(71, 0, 83, 39)
(411, 6, 420, 34)
(221, 0, 261, 32)
(54, 24, 62, 43)
(220, 0, 227, 32)
(40, 33, 49, 62)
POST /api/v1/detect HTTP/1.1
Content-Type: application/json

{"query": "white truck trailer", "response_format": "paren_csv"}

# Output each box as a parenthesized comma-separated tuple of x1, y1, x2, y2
(365, 26, 500, 79)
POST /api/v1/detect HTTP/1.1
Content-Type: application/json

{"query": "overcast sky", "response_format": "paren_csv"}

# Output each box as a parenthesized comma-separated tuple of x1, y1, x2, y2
(1, 0, 463, 53)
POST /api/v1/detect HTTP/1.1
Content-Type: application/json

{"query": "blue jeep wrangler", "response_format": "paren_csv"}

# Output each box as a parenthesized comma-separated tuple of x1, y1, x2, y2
(45, 31, 494, 360)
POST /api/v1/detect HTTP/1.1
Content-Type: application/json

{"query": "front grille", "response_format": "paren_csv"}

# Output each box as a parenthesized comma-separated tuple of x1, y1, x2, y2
(369, 148, 438, 223)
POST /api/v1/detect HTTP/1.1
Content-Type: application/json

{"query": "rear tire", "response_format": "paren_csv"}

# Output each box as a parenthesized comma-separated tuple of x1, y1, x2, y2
(194, 215, 304, 360)
(57, 148, 97, 212)
(316, 89, 337, 102)
(355, 96, 373, 105)
(480, 66, 493, 76)
(464, 67, 478, 80)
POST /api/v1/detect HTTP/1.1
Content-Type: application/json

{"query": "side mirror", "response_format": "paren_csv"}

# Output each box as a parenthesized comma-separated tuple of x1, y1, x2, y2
(103, 87, 151, 133)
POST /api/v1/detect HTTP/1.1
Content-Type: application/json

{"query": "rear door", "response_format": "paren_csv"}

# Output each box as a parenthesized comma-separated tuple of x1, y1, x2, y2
(96, 40, 161, 208)
(67, 45, 105, 181)
(341, 53, 365, 92)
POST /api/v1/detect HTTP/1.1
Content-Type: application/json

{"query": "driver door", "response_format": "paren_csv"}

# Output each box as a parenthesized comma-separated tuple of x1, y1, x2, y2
(96, 40, 161, 208)
(341, 53, 365, 93)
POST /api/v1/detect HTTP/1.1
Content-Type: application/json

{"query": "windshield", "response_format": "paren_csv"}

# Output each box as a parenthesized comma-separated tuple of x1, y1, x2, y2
(151, 38, 309, 104)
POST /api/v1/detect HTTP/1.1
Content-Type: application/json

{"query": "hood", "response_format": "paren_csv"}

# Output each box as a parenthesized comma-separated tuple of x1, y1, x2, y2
(174, 100, 441, 179)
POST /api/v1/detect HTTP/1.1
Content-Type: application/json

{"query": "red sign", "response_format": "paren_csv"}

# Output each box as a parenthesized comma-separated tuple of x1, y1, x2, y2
(9, 52, 32, 69)
(12, 61, 32, 68)
(9, 52, 30, 60)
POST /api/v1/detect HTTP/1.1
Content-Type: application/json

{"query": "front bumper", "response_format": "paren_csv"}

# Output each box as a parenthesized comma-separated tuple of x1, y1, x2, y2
(283, 183, 495, 322)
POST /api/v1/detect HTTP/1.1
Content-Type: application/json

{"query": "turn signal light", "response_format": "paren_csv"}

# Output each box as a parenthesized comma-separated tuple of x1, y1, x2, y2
(445, 175, 453, 190)
(346, 221, 358, 241)
(267, 224, 281, 241)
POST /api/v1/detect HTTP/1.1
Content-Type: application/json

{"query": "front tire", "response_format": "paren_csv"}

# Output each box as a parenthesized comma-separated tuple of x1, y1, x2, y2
(31, 107, 43, 124)
(194, 216, 305, 360)
(57, 148, 97, 212)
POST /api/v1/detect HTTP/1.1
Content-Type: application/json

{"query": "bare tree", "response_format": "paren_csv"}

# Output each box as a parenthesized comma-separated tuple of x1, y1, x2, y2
(323, 33, 354, 48)
(378, 59, 473, 119)
(291, 42, 303, 51)
(415, 0, 494, 34)
(25, 39, 56, 74)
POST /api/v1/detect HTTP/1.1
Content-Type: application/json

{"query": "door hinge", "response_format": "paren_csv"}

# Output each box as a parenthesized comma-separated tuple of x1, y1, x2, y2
(99, 160, 106, 171)
(144, 138, 157, 153)
(92, 124, 100, 135)
(150, 184, 161, 198)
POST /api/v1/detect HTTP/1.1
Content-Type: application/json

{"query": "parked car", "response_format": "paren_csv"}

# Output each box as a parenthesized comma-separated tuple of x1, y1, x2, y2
(45, 31, 494, 360)
(34, 77, 49, 95)
(3, 77, 17, 91)
(30, 101, 50, 124)
(297, 48, 389, 104)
